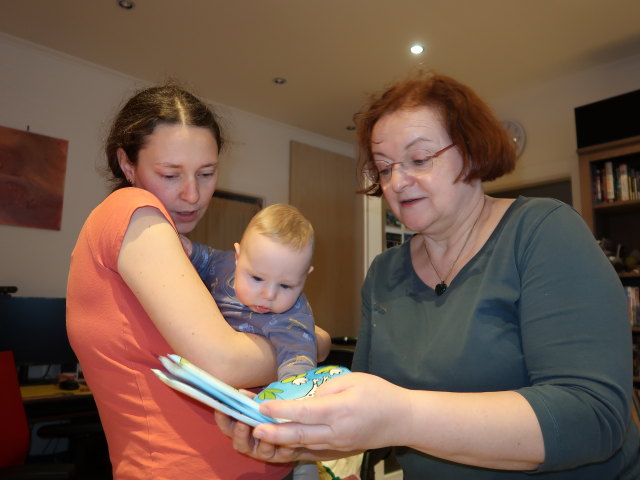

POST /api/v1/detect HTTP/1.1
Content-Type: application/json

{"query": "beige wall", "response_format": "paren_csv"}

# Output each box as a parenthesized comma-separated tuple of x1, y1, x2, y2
(2, 32, 640, 298)
(0, 33, 353, 297)
(485, 53, 640, 212)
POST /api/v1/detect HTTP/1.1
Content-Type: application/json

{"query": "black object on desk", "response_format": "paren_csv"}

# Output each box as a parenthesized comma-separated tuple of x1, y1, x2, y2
(59, 379, 80, 391)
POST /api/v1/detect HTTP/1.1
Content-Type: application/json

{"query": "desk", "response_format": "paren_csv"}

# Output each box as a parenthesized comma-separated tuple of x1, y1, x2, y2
(21, 383, 98, 423)
(20, 384, 110, 476)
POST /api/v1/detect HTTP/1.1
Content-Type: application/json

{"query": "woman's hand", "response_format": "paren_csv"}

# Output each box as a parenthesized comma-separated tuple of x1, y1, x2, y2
(215, 372, 408, 458)
(214, 410, 308, 463)
(215, 387, 325, 463)
(254, 372, 407, 450)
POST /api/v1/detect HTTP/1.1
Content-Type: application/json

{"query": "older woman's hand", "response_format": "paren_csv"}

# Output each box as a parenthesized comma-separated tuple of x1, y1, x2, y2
(215, 372, 408, 459)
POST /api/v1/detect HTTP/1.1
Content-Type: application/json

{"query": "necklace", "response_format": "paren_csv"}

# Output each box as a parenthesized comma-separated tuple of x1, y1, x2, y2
(423, 195, 486, 296)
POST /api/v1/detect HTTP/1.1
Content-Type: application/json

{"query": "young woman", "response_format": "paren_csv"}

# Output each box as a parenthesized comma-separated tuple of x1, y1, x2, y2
(67, 84, 327, 480)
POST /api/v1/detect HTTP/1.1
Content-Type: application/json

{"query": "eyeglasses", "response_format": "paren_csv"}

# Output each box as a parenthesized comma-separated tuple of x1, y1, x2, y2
(365, 143, 456, 186)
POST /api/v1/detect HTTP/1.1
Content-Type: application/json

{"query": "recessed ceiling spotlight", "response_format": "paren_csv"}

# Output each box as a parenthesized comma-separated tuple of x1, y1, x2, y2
(118, 0, 135, 9)
(272, 77, 287, 85)
(410, 44, 424, 55)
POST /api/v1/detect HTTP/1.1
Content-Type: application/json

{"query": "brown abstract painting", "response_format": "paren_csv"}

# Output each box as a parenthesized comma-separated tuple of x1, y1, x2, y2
(0, 125, 68, 230)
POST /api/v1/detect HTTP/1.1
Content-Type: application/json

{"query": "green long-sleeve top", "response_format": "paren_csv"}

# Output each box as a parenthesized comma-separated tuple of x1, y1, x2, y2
(353, 197, 640, 479)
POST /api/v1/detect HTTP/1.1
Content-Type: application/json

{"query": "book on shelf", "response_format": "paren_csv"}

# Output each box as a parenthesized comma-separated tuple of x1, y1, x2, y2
(152, 354, 351, 426)
(593, 162, 640, 203)
(625, 286, 640, 328)
(593, 168, 603, 203)
(605, 161, 615, 202)
(619, 163, 630, 201)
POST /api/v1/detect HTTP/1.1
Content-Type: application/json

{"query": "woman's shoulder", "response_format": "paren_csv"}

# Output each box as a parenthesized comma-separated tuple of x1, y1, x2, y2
(84, 188, 172, 239)
(503, 196, 577, 226)
(496, 196, 590, 250)
(90, 188, 167, 223)
(510, 195, 566, 212)
(101, 187, 162, 209)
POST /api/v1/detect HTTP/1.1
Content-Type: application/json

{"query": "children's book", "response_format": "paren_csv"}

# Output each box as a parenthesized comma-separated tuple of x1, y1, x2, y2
(152, 354, 351, 426)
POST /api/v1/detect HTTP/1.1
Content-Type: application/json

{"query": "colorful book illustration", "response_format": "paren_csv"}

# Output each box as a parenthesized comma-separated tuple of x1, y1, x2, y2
(254, 364, 351, 402)
(152, 354, 351, 427)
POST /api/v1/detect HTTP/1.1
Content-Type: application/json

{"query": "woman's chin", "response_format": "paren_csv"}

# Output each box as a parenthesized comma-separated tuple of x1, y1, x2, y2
(175, 221, 197, 235)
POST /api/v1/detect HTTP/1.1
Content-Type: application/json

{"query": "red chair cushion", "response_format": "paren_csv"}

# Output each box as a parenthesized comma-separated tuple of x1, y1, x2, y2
(0, 350, 30, 467)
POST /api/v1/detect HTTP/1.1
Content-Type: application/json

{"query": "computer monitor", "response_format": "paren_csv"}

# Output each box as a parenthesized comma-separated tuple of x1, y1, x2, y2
(0, 297, 77, 383)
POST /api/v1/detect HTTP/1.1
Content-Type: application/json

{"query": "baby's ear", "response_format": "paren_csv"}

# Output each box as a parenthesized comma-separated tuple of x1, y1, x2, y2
(307, 265, 314, 275)
(233, 242, 241, 260)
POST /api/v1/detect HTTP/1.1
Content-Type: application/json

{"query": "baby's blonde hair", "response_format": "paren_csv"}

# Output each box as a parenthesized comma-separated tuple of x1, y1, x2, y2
(243, 204, 314, 252)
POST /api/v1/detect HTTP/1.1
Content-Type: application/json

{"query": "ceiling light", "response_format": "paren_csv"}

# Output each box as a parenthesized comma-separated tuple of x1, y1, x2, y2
(118, 0, 135, 10)
(410, 44, 424, 55)
(272, 77, 287, 85)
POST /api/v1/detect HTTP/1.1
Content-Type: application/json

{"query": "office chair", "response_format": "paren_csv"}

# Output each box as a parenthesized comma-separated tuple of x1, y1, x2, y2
(0, 350, 75, 479)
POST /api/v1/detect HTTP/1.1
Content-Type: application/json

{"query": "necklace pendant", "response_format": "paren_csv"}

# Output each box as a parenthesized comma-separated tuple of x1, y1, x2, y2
(435, 282, 447, 296)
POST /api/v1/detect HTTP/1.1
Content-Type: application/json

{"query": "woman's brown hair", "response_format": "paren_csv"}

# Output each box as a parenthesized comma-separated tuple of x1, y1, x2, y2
(105, 82, 225, 191)
(355, 72, 516, 196)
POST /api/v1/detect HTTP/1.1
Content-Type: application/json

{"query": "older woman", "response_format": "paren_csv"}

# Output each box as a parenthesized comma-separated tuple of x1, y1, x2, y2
(216, 73, 640, 479)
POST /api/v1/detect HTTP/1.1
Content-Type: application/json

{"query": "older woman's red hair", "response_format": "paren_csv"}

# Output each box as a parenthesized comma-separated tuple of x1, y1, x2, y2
(355, 72, 516, 196)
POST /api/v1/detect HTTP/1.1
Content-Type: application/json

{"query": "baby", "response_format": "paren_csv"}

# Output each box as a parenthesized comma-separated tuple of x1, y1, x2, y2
(183, 204, 319, 479)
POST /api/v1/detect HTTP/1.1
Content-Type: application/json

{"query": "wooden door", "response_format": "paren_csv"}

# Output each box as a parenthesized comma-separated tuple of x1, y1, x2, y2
(187, 191, 262, 250)
(289, 141, 363, 338)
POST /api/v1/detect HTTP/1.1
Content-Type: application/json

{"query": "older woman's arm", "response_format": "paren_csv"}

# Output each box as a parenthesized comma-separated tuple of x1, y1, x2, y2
(217, 372, 544, 469)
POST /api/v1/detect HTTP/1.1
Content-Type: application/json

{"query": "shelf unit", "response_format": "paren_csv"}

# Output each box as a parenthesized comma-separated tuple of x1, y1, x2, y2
(578, 135, 640, 237)
(382, 199, 415, 249)
(384, 224, 415, 249)
(578, 135, 640, 389)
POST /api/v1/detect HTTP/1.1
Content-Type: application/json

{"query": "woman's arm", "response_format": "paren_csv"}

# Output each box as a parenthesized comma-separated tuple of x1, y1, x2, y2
(314, 326, 331, 362)
(118, 207, 277, 387)
(225, 372, 543, 470)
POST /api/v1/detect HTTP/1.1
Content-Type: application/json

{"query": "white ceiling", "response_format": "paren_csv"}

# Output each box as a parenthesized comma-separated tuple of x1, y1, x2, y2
(1, 0, 639, 143)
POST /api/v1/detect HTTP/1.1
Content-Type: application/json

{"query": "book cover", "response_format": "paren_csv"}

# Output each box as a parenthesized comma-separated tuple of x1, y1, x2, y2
(153, 355, 351, 426)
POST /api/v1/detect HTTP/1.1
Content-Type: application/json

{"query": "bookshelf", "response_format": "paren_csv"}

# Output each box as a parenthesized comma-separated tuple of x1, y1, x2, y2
(382, 199, 415, 249)
(577, 135, 640, 389)
(578, 135, 640, 238)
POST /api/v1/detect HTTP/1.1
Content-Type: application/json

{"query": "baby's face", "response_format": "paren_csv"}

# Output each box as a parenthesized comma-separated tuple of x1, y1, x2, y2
(233, 230, 313, 315)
